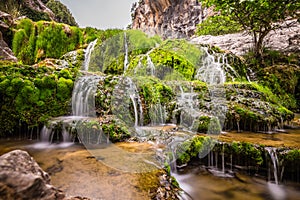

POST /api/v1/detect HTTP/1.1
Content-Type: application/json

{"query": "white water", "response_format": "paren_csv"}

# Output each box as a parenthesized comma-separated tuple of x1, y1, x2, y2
(83, 39, 97, 71)
(266, 147, 283, 185)
(40, 40, 103, 145)
(127, 77, 143, 126)
(124, 32, 129, 72)
(195, 47, 239, 84)
(146, 53, 155, 76)
(72, 75, 103, 117)
(176, 85, 202, 131)
(149, 103, 166, 125)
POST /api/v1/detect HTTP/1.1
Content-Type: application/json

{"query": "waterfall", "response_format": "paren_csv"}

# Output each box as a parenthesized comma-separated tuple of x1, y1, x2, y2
(38, 39, 103, 146)
(83, 39, 98, 71)
(127, 78, 143, 126)
(146, 53, 155, 76)
(266, 147, 284, 184)
(124, 32, 129, 72)
(176, 85, 201, 130)
(195, 47, 239, 84)
(149, 103, 166, 125)
(72, 75, 103, 117)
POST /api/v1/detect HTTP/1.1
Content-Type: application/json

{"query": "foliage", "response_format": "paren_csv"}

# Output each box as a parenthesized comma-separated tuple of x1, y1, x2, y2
(196, 15, 242, 36)
(201, 0, 300, 58)
(12, 19, 83, 64)
(0, 0, 50, 21)
(46, 0, 78, 26)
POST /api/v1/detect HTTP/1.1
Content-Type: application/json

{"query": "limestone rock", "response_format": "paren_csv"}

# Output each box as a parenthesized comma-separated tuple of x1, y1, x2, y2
(0, 150, 64, 200)
(0, 31, 17, 62)
(22, 0, 56, 20)
(191, 20, 300, 55)
(131, 0, 213, 38)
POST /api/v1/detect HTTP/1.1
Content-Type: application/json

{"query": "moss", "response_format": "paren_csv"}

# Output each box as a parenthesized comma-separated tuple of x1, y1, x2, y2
(12, 19, 84, 65)
(176, 136, 214, 164)
(284, 149, 300, 161)
(149, 49, 196, 80)
(0, 61, 78, 135)
(101, 119, 131, 142)
(230, 142, 263, 165)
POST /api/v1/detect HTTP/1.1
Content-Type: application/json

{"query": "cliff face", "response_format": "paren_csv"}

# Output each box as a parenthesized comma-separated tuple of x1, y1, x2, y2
(131, 0, 213, 38)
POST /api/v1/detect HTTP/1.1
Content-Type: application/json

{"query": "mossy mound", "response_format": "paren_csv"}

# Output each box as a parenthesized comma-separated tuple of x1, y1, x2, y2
(0, 60, 78, 135)
(12, 19, 83, 65)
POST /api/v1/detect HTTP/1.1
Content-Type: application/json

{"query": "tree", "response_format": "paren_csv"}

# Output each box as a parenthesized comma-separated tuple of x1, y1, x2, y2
(201, 0, 300, 60)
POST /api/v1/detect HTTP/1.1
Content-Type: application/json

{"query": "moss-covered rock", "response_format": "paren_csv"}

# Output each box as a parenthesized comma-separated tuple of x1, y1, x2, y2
(0, 60, 78, 135)
(12, 19, 83, 65)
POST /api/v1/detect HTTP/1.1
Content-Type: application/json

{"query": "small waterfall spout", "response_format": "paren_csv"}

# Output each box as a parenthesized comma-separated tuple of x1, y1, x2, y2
(83, 39, 98, 71)
(127, 78, 143, 127)
(266, 147, 284, 185)
(146, 53, 155, 76)
(72, 75, 103, 117)
(124, 32, 129, 72)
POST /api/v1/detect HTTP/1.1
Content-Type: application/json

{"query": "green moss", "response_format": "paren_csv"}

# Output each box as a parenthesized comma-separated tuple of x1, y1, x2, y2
(0, 61, 78, 135)
(101, 119, 131, 142)
(285, 149, 300, 161)
(176, 136, 214, 164)
(149, 49, 196, 80)
(12, 19, 83, 65)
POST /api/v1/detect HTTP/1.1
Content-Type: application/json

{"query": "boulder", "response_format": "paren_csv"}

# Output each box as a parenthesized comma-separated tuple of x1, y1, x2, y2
(0, 150, 65, 200)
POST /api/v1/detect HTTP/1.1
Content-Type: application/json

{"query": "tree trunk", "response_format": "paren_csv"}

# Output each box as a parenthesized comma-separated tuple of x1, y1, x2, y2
(253, 30, 270, 64)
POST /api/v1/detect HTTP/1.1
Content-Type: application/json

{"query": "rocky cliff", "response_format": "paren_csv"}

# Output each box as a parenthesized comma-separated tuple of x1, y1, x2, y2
(131, 0, 213, 38)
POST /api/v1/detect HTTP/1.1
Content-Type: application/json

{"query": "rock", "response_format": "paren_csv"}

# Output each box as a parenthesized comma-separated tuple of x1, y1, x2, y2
(0, 31, 17, 62)
(22, 0, 56, 20)
(131, 0, 213, 38)
(0, 150, 65, 200)
(191, 19, 300, 55)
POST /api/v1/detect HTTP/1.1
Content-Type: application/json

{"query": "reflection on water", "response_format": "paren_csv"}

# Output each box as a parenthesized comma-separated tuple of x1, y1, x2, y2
(173, 165, 300, 200)
(0, 140, 160, 200)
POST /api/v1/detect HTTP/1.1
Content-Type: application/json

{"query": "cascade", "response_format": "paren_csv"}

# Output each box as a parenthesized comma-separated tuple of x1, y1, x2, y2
(176, 85, 202, 131)
(39, 40, 104, 145)
(146, 53, 155, 76)
(149, 103, 166, 125)
(124, 32, 129, 72)
(266, 147, 284, 184)
(83, 39, 98, 71)
(112, 76, 143, 127)
(72, 75, 103, 117)
(126, 77, 143, 127)
(195, 47, 239, 84)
